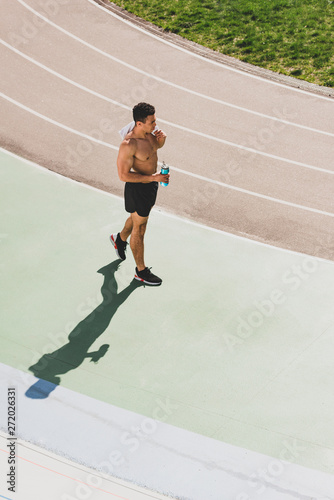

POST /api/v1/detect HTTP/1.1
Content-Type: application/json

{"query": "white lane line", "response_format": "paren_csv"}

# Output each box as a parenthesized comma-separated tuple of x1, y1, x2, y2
(87, 0, 334, 102)
(1, 92, 334, 218)
(171, 165, 334, 218)
(0, 93, 119, 149)
(1, 41, 333, 177)
(14, 0, 334, 133)
(157, 118, 334, 175)
(0, 39, 129, 111)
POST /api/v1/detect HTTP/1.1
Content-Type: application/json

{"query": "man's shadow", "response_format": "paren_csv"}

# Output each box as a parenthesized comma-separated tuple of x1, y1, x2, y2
(25, 259, 143, 399)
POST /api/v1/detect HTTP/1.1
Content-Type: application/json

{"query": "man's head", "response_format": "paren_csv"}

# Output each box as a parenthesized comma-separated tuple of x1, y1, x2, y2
(133, 102, 155, 124)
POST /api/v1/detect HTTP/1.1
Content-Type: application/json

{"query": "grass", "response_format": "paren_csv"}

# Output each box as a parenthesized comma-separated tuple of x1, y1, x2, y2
(109, 0, 334, 87)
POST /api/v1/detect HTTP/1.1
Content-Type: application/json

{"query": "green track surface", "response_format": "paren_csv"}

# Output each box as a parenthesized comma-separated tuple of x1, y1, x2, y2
(1, 149, 334, 473)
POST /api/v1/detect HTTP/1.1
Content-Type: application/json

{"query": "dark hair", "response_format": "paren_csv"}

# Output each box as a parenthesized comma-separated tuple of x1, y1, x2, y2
(132, 102, 155, 123)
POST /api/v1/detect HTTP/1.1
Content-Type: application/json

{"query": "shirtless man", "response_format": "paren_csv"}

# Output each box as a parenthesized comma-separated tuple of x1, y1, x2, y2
(110, 102, 169, 285)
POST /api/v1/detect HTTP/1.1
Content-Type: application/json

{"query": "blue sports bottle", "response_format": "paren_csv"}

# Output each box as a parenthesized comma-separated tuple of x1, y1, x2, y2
(160, 161, 169, 187)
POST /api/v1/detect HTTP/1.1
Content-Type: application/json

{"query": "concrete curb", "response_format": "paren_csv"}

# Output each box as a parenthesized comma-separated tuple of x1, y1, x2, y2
(94, 0, 333, 99)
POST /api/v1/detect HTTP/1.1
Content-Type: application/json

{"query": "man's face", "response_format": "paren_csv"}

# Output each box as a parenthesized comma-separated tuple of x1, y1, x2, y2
(143, 114, 157, 133)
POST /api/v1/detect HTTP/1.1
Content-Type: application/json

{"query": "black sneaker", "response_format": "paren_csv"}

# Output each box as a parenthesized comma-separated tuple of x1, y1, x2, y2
(110, 233, 128, 261)
(134, 267, 162, 286)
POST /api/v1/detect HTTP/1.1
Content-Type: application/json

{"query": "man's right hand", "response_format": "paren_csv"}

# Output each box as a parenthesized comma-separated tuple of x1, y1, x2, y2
(153, 172, 170, 184)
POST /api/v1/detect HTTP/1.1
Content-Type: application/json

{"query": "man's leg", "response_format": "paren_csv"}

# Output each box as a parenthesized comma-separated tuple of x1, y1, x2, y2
(130, 212, 148, 272)
(130, 211, 162, 286)
(120, 215, 133, 242)
(111, 216, 132, 260)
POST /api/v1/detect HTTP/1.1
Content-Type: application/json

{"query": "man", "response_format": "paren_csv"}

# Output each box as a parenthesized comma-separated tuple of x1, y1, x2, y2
(111, 102, 169, 285)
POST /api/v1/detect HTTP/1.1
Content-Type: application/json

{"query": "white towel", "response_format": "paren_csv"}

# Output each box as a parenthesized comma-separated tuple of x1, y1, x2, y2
(119, 121, 159, 139)
(119, 121, 135, 139)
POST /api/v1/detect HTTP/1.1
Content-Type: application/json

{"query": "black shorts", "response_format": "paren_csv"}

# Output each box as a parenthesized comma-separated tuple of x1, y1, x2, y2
(124, 181, 158, 217)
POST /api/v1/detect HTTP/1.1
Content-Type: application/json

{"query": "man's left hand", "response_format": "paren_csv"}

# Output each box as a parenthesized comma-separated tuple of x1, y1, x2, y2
(154, 129, 167, 141)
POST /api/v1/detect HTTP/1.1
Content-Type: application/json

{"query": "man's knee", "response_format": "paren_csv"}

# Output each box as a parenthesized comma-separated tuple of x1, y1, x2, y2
(135, 223, 147, 237)
(131, 213, 148, 228)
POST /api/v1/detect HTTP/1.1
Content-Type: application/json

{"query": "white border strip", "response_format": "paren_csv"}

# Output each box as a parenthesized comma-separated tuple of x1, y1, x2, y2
(2, 146, 334, 265)
(87, 0, 334, 102)
(1, 95, 334, 218)
(1, 363, 334, 500)
(0, 433, 171, 499)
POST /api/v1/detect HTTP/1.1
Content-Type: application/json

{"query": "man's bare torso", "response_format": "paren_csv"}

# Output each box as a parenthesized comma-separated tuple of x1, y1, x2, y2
(125, 132, 158, 176)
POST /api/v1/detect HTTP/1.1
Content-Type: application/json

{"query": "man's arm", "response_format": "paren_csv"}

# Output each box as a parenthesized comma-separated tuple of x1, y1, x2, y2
(117, 140, 153, 183)
(153, 129, 167, 149)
